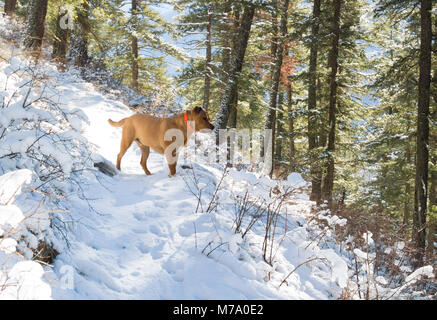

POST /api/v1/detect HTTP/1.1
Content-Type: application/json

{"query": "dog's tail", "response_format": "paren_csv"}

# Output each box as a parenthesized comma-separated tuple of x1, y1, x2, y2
(108, 118, 126, 127)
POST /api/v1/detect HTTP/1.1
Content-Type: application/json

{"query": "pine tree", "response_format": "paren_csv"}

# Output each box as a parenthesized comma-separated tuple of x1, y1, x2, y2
(275, 91, 285, 165)
(321, 0, 342, 207)
(307, 0, 322, 203)
(264, 0, 289, 177)
(91, 0, 180, 97)
(131, 0, 140, 92)
(52, 7, 71, 65)
(69, 0, 90, 68)
(214, 3, 256, 132)
(23, 0, 49, 53)
(4, 0, 17, 16)
(364, 1, 419, 220)
(203, 5, 213, 111)
(286, 80, 296, 172)
(413, 0, 432, 263)
(227, 6, 240, 128)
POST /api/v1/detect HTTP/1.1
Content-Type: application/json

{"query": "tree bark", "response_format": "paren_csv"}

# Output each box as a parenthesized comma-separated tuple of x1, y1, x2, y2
(316, 77, 326, 195)
(4, 0, 17, 16)
(69, 1, 90, 68)
(275, 91, 285, 162)
(221, 3, 239, 162)
(214, 4, 255, 132)
(52, 9, 70, 65)
(322, 0, 342, 208)
(228, 90, 238, 128)
(131, 0, 139, 92)
(220, 1, 232, 87)
(264, 0, 289, 177)
(403, 138, 411, 226)
(308, 0, 322, 203)
(23, 0, 49, 54)
(426, 167, 436, 260)
(426, 69, 437, 260)
(203, 8, 212, 111)
(227, 8, 240, 128)
(413, 0, 432, 264)
(287, 83, 296, 172)
(262, 4, 279, 166)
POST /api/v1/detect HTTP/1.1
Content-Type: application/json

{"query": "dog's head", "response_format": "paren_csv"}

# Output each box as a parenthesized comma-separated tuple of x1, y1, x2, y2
(191, 106, 214, 131)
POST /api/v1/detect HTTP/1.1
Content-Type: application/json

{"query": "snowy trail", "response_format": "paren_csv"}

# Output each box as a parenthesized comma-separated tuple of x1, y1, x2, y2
(0, 55, 347, 300)
(46, 80, 280, 299)
(50, 81, 204, 298)
(1, 17, 434, 300)
(0, 31, 345, 300)
(45, 79, 334, 300)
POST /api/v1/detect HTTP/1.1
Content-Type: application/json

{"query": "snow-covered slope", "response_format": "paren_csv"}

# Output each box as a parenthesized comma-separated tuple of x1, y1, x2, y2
(1, 17, 433, 300)
(0, 52, 351, 300)
(45, 70, 348, 299)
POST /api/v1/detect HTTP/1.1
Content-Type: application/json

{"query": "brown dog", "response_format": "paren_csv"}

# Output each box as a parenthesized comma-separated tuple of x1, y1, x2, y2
(108, 106, 214, 177)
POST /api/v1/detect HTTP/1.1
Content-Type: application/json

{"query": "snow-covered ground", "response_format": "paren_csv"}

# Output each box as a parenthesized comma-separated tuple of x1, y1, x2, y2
(0, 45, 351, 301)
(33, 66, 348, 300)
(0, 16, 434, 300)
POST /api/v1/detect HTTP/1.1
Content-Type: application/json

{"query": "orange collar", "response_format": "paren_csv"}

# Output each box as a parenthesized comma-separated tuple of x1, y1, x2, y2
(184, 112, 194, 132)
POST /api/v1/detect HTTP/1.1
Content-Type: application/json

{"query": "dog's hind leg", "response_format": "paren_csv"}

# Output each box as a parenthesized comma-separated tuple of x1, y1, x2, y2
(136, 141, 151, 175)
(116, 128, 134, 171)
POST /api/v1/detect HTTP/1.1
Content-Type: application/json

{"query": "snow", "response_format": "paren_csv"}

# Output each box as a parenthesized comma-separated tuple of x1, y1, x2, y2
(0, 15, 434, 300)
(0, 52, 351, 299)
(0, 169, 33, 196)
(287, 172, 307, 188)
(405, 266, 434, 284)
(0, 169, 51, 299)
(1, 261, 51, 300)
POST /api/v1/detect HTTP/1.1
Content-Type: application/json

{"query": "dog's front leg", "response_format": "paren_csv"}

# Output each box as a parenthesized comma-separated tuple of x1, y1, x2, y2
(168, 162, 177, 177)
(163, 129, 184, 178)
(164, 148, 178, 178)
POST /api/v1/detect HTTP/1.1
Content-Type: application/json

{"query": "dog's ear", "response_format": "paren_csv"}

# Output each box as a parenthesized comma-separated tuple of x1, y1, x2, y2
(193, 106, 202, 114)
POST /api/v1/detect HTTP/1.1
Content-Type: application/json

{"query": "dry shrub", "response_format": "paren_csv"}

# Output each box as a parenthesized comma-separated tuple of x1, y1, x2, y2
(33, 240, 59, 265)
(313, 205, 437, 299)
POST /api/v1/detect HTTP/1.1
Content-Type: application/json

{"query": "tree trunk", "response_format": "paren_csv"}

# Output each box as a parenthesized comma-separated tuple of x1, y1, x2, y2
(262, 4, 279, 167)
(426, 168, 436, 260)
(403, 137, 412, 226)
(52, 9, 70, 65)
(264, 0, 289, 177)
(275, 92, 285, 169)
(413, 0, 432, 264)
(131, 37, 139, 91)
(221, 1, 232, 87)
(23, 0, 49, 54)
(227, 8, 240, 128)
(426, 69, 437, 260)
(214, 4, 255, 132)
(316, 77, 327, 196)
(4, 0, 17, 16)
(221, 4, 239, 162)
(228, 90, 238, 128)
(322, 0, 342, 208)
(308, 0, 322, 203)
(287, 83, 296, 172)
(69, 1, 90, 68)
(131, 0, 139, 92)
(203, 9, 212, 111)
